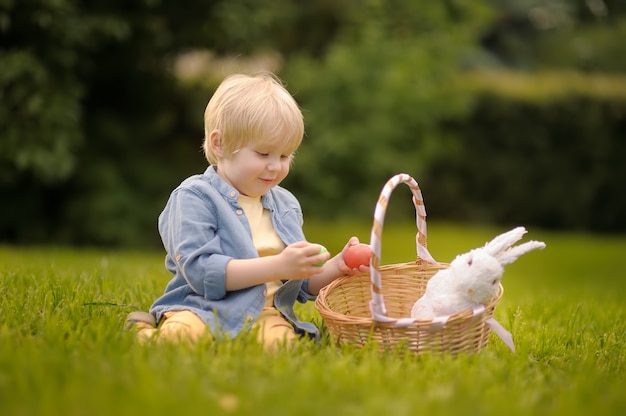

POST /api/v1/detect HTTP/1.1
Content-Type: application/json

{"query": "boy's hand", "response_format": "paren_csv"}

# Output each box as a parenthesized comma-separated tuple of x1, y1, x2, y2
(337, 237, 370, 276)
(275, 241, 331, 280)
(303, 236, 370, 295)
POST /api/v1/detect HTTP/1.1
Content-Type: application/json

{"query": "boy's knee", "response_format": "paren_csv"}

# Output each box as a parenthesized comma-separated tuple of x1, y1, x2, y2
(157, 310, 209, 343)
(254, 309, 297, 349)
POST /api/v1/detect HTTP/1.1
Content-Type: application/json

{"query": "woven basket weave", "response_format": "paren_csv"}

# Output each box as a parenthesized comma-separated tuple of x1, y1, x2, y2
(315, 174, 504, 354)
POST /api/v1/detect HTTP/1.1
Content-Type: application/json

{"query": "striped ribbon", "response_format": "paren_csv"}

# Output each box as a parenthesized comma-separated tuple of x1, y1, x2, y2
(368, 173, 438, 321)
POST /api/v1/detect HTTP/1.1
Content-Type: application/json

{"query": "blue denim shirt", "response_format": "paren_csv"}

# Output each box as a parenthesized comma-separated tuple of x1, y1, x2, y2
(150, 166, 319, 339)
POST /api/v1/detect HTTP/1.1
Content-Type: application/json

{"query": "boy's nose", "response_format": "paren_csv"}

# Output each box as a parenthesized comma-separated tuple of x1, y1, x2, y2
(267, 159, 280, 171)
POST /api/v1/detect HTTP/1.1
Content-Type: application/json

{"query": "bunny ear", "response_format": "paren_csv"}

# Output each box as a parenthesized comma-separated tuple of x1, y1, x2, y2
(483, 227, 527, 257)
(497, 240, 546, 265)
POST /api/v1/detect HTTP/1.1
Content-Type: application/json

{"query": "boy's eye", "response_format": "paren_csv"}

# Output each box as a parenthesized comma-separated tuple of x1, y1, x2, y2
(255, 151, 292, 160)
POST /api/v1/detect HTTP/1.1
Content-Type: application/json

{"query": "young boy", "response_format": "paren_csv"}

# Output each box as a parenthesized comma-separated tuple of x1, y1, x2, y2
(126, 72, 367, 348)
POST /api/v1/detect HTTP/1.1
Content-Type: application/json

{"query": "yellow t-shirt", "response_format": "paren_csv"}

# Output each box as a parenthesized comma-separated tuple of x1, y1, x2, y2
(238, 195, 285, 307)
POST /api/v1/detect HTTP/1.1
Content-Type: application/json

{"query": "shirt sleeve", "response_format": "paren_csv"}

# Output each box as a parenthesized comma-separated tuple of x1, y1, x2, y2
(158, 187, 230, 301)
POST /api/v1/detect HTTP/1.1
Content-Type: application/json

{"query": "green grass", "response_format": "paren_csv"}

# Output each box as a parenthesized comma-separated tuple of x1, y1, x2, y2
(1, 222, 625, 416)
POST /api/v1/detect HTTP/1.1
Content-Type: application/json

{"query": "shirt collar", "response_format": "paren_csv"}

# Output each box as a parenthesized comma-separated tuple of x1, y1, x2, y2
(203, 165, 275, 208)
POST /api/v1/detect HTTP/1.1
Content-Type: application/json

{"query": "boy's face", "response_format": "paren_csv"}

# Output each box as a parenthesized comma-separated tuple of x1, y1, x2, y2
(216, 143, 293, 197)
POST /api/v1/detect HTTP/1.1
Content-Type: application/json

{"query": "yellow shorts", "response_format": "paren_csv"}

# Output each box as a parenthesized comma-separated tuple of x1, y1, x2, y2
(137, 308, 297, 348)
(253, 307, 297, 346)
(137, 310, 209, 344)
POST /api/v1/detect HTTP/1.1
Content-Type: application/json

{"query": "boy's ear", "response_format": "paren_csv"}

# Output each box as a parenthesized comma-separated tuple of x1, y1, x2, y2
(209, 130, 223, 158)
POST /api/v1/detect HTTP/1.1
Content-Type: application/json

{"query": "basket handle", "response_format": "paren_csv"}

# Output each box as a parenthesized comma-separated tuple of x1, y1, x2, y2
(366, 174, 516, 351)
(368, 173, 438, 322)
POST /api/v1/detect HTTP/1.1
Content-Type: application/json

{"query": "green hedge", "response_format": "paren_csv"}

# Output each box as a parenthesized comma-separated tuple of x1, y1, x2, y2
(3, 69, 625, 246)
(422, 71, 626, 233)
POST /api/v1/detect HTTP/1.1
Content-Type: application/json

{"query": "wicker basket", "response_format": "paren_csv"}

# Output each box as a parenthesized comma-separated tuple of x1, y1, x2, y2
(315, 173, 506, 354)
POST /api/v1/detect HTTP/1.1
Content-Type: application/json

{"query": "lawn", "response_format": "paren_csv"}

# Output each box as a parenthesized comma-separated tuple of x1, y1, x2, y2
(0, 221, 624, 416)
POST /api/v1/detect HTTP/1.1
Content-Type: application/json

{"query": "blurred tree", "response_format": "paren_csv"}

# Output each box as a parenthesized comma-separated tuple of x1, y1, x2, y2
(0, 0, 370, 245)
(0, 0, 496, 244)
(212, 0, 347, 57)
(281, 1, 495, 219)
(2, 0, 625, 245)
(481, 0, 626, 71)
(0, 0, 218, 245)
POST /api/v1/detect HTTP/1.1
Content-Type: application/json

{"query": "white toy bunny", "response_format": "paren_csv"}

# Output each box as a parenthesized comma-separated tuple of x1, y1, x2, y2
(410, 226, 546, 320)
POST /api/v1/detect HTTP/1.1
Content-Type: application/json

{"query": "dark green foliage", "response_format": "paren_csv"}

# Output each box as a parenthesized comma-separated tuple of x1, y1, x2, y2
(0, 0, 213, 246)
(424, 92, 626, 232)
(482, 0, 626, 72)
(1, 0, 625, 246)
(281, 1, 492, 220)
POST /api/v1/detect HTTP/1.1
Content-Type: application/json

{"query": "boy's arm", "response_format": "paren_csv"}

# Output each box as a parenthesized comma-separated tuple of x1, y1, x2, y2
(224, 241, 330, 291)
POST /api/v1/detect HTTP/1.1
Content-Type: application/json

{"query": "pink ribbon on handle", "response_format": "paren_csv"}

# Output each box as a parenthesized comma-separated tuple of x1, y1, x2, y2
(369, 174, 437, 319)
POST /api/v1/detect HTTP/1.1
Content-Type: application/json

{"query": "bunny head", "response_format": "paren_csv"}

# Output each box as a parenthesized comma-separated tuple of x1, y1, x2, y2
(448, 227, 546, 304)
(449, 249, 504, 304)
(411, 226, 545, 321)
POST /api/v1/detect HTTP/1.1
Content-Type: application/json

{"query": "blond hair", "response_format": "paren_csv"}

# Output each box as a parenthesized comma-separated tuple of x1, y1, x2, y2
(203, 73, 304, 164)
